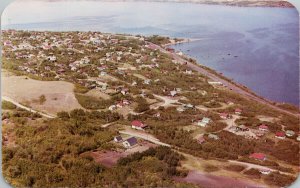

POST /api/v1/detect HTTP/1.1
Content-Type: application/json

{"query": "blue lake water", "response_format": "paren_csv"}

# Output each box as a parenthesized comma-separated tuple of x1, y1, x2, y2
(2, 0, 299, 105)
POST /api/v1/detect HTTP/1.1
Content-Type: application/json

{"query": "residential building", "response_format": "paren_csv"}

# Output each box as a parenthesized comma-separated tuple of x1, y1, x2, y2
(250, 153, 266, 161)
(131, 120, 147, 130)
(123, 137, 138, 148)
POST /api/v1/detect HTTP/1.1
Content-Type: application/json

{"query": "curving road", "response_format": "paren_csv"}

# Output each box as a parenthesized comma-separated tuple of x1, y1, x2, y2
(2, 96, 56, 119)
(147, 42, 299, 118)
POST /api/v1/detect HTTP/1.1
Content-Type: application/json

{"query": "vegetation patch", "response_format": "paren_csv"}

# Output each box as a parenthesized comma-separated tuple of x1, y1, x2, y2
(224, 164, 246, 172)
(203, 164, 219, 172)
(2, 101, 17, 110)
(263, 172, 296, 187)
(75, 94, 113, 110)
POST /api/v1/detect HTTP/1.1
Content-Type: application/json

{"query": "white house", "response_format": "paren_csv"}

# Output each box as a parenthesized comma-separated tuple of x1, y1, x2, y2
(132, 81, 137, 86)
(100, 71, 107, 76)
(285, 130, 295, 137)
(108, 105, 117, 111)
(114, 135, 123, 143)
(197, 117, 211, 127)
(185, 70, 193, 75)
(144, 79, 151, 85)
(208, 133, 219, 140)
(176, 106, 185, 113)
(259, 169, 271, 175)
(123, 137, 138, 148)
(170, 90, 177, 97)
(47, 56, 57, 62)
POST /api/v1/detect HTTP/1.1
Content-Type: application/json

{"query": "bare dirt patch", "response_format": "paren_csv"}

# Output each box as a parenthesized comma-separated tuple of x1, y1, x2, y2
(133, 73, 147, 80)
(85, 89, 111, 100)
(116, 105, 135, 117)
(90, 150, 126, 168)
(256, 115, 278, 123)
(2, 70, 82, 115)
(174, 170, 264, 188)
(89, 141, 157, 167)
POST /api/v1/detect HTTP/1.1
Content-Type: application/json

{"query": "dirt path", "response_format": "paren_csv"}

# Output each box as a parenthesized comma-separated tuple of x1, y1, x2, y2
(120, 127, 286, 175)
(153, 94, 181, 107)
(174, 170, 266, 188)
(180, 150, 295, 183)
(147, 42, 299, 118)
(228, 160, 294, 176)
(2, 96, 56, 118)
(222, 115, 239, 131)
(101, 122, 115, 128)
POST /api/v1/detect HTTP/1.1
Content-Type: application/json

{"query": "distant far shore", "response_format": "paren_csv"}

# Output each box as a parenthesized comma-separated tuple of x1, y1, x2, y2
(102, 0, 294, 8)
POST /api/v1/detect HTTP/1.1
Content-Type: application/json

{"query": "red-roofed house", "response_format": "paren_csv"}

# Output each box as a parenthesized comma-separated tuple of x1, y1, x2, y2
(166, 48, 175, 53)
(220, 113, 231, 119)
(4, 41, 12, 46)
(259, 169, 271, 175)
(235, 108, 242, 115)
(275, 132, 286, 139)
(250, 153, 266, 161)
(197, 136, 206, 144)
(259, 124, 269, 132)
(131, 120, 147, 131)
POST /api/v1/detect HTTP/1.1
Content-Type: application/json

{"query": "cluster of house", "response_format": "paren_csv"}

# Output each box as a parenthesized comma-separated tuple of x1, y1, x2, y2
(234, 123, 299, 142)
(196, 117, 212, 127)
(112, 121, 147, 148)
(197, 133, 220, 144)
(108, 99, 131, 111)
(220, 112, 232, 120)
(249, 153, 272, 174)
(3, 30, 155, 83)
(274, 130, 298, 140)
(256, 124, 298, 140)
(176, 103, 194, 112)
(114, 135, 138, 148)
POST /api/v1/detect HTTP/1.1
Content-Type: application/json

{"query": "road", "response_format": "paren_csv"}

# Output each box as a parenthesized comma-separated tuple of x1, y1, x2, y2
(2, 96, 56, 119)
(180, 150, 294, 177)
(147, 42, 299, 118)
(101, 122, 115, 128)
(228, 160, 294, 176)
(153, 94, 181, 107)
(119, 127, 294, 176)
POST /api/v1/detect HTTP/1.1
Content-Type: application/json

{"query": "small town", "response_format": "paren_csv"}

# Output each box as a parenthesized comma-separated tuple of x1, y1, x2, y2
(2, 30, 299, 187)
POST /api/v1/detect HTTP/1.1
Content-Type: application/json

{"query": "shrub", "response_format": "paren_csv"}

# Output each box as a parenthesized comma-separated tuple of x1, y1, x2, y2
(205, 122, 227, 132)
(2, 100, 17, 110)
(39, 95, 46, 104)
(57, 111, 70, 119)
(134, 97, 150, 113)
(74, 84, 89, 94)
(225, 164, 246, 172)
(263, 172, 296, 187)
(75, 94, 113, 110)
(203, 164, 219, 172)
(243, 168, 261, 179)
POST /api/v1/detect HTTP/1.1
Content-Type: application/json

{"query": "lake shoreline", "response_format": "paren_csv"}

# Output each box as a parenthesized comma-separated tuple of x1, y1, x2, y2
(159, 38, 300, 113)
(164, 38, 203, 47)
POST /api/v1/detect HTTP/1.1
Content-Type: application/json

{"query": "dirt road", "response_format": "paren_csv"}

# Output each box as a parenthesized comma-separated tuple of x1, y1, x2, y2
(228, 160, 294, 176)
(2, 96, 56, 118)
(147, 42, 299, 118)
(153, 94, 181, 107)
